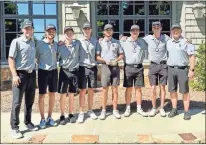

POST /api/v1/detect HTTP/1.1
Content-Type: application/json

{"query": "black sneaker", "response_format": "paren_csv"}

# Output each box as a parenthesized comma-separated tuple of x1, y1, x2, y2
(184, 111, 191, 120)
(59, 115, 66, 125)
(68, 114, 76, 123)
(168, 108, 178, 118)
(25, 122, 38, 131)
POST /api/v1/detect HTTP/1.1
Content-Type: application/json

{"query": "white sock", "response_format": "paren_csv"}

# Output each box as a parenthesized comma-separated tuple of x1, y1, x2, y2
(113, 109, 118, 113)
(137, 105, 141, 110)
(126, 105, 130, 110)
(102, 109, 106, 112)
(80, 112, 84, 114)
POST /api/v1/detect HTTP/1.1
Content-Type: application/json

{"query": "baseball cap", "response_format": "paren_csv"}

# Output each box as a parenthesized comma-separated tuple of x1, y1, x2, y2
(171, 23, 182, 30)
(83, 22, 91, 29)
(46, 24, 56, 31)
(104, 24, 113, 30)
(152, 21, 162, 27)
(130, 24, 140, 31)
(64, 26, 74, 33)
(22, 20, 34, 29)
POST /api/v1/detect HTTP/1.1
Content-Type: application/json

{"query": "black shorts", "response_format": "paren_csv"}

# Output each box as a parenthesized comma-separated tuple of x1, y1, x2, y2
(123, 64, 144, 88)
(168, 66, 189, 94)
(38, 69, 58, 94)
(101, 64, 120, 87)
(79, 66, 97, 89)
(58, 68, 79, 94)
(148, 62, 168, 86)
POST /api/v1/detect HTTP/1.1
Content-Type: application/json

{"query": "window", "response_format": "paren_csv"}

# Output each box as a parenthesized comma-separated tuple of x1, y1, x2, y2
(96, 1, 171, 40)
(0, 1, 58, 62)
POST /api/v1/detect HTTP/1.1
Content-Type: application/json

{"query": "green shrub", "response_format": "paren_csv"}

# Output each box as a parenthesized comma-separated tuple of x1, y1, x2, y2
(190, 42, 206, 91)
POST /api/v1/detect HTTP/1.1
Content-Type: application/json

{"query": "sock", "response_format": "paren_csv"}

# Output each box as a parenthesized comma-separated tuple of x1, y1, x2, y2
(102, 109, 106, 112)
(137, 105, 141, 110)
(126, 105, 130, 110)
(113, 109, 118, 113)
(80, 112, 84, 114)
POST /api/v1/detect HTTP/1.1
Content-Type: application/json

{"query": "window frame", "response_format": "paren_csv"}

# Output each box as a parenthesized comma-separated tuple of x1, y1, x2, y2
(0, 1, 58, 63)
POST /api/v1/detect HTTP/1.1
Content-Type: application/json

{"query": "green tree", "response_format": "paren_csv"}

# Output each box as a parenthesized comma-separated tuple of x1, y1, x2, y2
(190, 42, 206, 91)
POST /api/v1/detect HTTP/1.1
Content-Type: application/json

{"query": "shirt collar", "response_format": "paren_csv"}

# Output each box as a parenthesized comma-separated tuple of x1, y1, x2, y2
(172, 36, 183, 42)
(83, 36, 92, 41)
(103, 37, 114, 43)
(20, 35, 32, 42)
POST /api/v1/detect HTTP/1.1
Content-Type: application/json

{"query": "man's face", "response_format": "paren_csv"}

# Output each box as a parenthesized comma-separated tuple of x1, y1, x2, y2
(83, 27, 92, 37)
(64, 30, 74, 39)
(130, 29, 140, 38)
(152, 25, 162, 34)
(171, 28, 182, 38)
(45, 28, 56, 39)
(104, 28, 113, 37)
(22, 26, 34, 37)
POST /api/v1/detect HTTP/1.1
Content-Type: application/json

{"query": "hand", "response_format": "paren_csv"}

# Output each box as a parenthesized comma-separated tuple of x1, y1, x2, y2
(12, 75, 21, 87)
(99, 37, 103, 42)
(58, 40, 64, 46)
(188, 70, 195, 80)
(185, 38, 192, 44)
(120, 36, 128, 41)
(110, 59, 118, 66)
(106, 61, 112, 65)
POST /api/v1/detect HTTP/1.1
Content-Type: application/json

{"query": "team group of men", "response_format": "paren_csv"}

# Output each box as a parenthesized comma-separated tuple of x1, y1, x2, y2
(8, 20, 196, 139)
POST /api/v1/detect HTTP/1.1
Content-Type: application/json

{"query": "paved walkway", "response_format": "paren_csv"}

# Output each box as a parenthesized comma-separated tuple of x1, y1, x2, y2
(1, 109, 205, 143)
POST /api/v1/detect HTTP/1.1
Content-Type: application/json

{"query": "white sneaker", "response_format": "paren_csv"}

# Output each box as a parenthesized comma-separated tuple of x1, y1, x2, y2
(77, 113, 84, 123)
(137, 108, 148, 117)
(148, 108, 156, 117)
(87, 110, 98, 120)
(99, 110, 106, 120)
(159, 108, 166, 117)
(113, 110, 121, 119)
(124, 108, 131, 117)
(202, 110, 206, 114)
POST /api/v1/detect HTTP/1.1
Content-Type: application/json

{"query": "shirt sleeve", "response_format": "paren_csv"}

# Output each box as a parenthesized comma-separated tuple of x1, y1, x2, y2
(95, 41, 101, 55)
(164, 34, 171, 41)
(35, 40, 40, 59)
(9, 39, 18, 58)
(186, 43, 195, 55)
(117, 41, 124, 54)
(142, 35, 149, 44)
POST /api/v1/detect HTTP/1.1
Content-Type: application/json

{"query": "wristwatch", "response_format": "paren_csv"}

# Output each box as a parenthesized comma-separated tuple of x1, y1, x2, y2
(190, 69, 195, 72)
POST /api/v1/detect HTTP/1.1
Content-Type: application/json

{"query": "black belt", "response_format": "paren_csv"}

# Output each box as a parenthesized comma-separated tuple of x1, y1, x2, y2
(151, 61, 167, 64)
(61, 67, 79, 72)
(80, 65, 96, 69)
(125, 63, 143, 68)
(17, 70, 34, 74)
(169, 66, 188, 69)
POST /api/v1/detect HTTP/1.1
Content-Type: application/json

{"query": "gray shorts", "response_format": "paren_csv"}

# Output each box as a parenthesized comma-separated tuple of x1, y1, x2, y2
(101, 64, 120, 87)
(78, 66, 97, 89)
(148, 62, 168, 86)
(123, 64, 144, 88)
(168, 66, 189, 94)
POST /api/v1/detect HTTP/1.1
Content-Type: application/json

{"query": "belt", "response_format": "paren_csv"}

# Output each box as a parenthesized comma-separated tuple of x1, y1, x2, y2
(125, 63, 143, 68)
(80, 65, 96, 69)
(61, 67, 79, 72)
(169, 66, 188, 69)
(151, 61, 167, 64)
(17, 70, 34, 74)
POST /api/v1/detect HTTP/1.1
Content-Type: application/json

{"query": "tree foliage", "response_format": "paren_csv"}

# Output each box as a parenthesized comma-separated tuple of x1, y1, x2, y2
(190, 42, 206, 91)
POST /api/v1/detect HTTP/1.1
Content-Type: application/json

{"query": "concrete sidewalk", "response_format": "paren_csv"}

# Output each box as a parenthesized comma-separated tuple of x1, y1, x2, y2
(1, 109, 205, 143)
